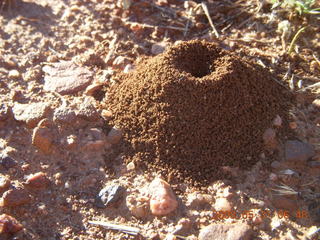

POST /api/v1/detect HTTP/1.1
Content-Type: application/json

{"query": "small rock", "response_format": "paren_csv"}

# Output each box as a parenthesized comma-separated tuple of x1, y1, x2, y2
(0, 188, 31, 207)
(151, 42, 166, 55)
(112, 56, 130, 69)
(126, 195, 150, 219)
(0, 103, 10, 121)
(123, 64, 134, 73)
(25, 172, 50, 189)
(149, 178, 178, 216)
(84, 83, 103, 96)
(42, 61, 93, 95)
(53, 107, 77, 124)
(0, 214, 23, 234)
(263, 128, 278, 150)
(0, 155, 17, 170)
(77, 97, 100, 121)
(0, 177, 10, 192)
(308, 200, 320, 223)
(8, 70, 21, 79)
(187, 192, 211, 209)
(273, 115, 282, 127)
(84, 140, 108, 151)
(32, 127, 54, 154)
(172, 218, 192, 235)
(66, 134, 78, 149)
(12, 102, 50, 128)
(284, 140, 315, 162)
(214, 197, 232, 211)
(126, 162, 135, 171)
(199, 223, 252, 240)
(289, 122, 297, 129)
(271, 196, 298, 212)
(95, 185, 126, 208)
(269, 173, 278, 181)
(312, 99, 320, 109)
(106, 127, 122, 145)
(101, 110, 113, 119)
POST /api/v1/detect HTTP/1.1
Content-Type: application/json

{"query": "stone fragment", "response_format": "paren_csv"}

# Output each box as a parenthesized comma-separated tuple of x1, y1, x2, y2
(149, 178, 178, 216)
(126, 195, 150, 219)
(12, 102, 50, 128)
(25, 172, 50, 189)
(151, 42, 166, 55)
(0, 214, 23, 234)
(214, 197, 232, 211)
(0, 103, 10, 121)
(42, 61, 93, 95)
(8, 70, 20, 79)
(0, 155, 17, 170)
(112, 56, 130, 69)
(95, 185, 126, 208)
(106, 127, 122, 145)
(312, 99, 320, 109)
(172, 218, 192, 235)
(271, 196, 298, 212)
(32, 127, 54, 154)
(53, 107, 77, 124)
(0, 188, 31, 207)
(284, 140, 315, 162)
(273, 115, 282, 127)
(0, 177, 10, 192)
(77, 97, 100, 121)
(263, 128, 278, 150)
(198, 223, 252, 240)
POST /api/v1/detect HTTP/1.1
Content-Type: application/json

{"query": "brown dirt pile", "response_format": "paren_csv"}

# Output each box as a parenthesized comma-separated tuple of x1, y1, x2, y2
(106, 40, 291, 186)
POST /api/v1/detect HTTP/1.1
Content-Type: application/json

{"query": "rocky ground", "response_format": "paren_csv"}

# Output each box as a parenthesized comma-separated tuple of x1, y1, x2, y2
(0, 0, 319, 239)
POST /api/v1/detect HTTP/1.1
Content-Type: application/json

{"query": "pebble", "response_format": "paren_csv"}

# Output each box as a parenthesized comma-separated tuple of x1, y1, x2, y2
(151, 42, 166, 55)
(32, 126, 54, 154)
(149, 178, 178, 216)
(106, 127, 123, 145)
(112, 56, 130, 69)
(0, 155, 18, 170)
(289, 121, 297, 129)
(84, 83, 103, 96)
(95, 185, 126, 208)
(77, 97, 100, 121)
(101, 110, 113, 119)
(25, 172, 50, 189)
(8, 69, 21, 79)
(262, 128, 278, 150)
(0, 214, 23, 234)
(172, 218, 191, 235)
(12, 102, 50, 128)
(284, 140, 315, 162)
(126, 195, 150, 219)
(199, 223, 252, 240)
(0, 176, 10, 192)
(0, 103, 10, 121)
(0, 188, 31, 207)
(42, 61, 93, 95)
(312, 99, 320, 109)
(126, 162, 135, 171)
(214, 197, 232, 211)
(273, 115, 282, 127)
(271, 196, 298, 212)
(53, 107, 77, 124)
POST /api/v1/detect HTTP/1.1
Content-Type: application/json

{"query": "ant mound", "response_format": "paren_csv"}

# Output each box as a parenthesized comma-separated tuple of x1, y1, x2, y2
(106, 40, 291, 186)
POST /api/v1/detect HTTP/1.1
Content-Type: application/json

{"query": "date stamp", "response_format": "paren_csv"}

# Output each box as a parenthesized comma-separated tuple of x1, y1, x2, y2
(212, 209, 309, 220)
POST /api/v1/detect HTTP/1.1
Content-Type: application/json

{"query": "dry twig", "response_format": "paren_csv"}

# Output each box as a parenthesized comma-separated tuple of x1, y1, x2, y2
(201, 2, 220, 38)
(89, 220, 140, 236)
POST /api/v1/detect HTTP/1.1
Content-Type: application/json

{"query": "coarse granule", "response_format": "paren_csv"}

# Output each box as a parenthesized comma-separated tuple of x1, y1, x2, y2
(105, 40, 292, 186)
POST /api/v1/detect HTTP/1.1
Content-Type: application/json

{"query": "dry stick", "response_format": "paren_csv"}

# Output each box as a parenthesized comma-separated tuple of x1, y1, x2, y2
(183, 8, 193, 37)
(88, 221, 140, 236)
(288, 26, 306, 54)
(201, 2, 220, 38)
(298, 82, 320, 91)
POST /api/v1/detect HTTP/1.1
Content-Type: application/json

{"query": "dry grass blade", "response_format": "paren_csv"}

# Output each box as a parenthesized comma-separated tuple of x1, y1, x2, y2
(288, 26, 306, 54)
(272, 184, 299, 196)
(201, 2, 220, 38)
(88, 220, 140, 236)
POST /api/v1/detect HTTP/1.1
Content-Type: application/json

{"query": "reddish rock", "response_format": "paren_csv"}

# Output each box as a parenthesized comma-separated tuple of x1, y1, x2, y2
(199, 223, 252, 240)
(1, 188, 31, 207)
(0, 214, 23, 234)
(42, 61, 93, 95)
(32, 127, 54, 154)
(12, 102, 50, 128)
(271, 196, 298, 212)
(284, 140, 315, 162)
(25, 172, 50, 189)
(0, 177, 10, 192)
(263, 128, 278, 150)
(149, 178, 178, 216)
(106, 127, 122, 145)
